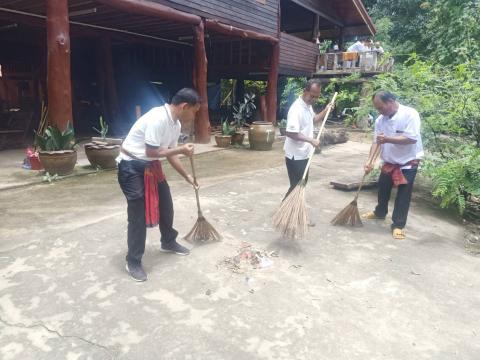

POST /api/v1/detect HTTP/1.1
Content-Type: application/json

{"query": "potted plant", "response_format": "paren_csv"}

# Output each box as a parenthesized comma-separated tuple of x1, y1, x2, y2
(214, 119, 234, 148)
(278, 119, 287, 136)
(231, 93, 256, 145)
(35, 122, 77, 176)
(84, 116, 121, 169)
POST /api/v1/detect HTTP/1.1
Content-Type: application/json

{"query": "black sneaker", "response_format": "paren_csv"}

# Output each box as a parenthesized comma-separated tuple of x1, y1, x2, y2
(160, 241, 190, 256)
(125, 262, 147, 282)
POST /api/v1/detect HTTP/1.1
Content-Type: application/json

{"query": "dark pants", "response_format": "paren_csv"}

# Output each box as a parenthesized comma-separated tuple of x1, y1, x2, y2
(374, 168, 418, 230)
(118, 160, 178, 265)
(284, 157, 309, 199)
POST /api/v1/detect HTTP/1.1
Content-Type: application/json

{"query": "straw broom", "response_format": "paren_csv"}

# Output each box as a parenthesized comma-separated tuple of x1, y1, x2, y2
(273, 92, 338, 239)
(331, 146, 381, 227)
(184, 156, 222, 244)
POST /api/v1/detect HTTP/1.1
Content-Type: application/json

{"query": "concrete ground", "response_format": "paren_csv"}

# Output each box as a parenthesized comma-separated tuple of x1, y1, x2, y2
(0, 141, 479, 360)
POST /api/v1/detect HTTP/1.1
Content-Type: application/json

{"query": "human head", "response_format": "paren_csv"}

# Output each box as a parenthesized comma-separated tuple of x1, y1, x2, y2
(171, 88, 201, 126)
(302, 79, 322, 106)
(363, 38, 373, 47)
(372, 90, 398, 117)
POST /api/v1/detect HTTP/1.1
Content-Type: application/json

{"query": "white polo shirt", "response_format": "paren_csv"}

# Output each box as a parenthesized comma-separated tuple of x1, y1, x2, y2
(347, 41, 367, 53)
(284, 97, 314, 160)
(374, 104, 424, 167)
(117, 105, 181, 162)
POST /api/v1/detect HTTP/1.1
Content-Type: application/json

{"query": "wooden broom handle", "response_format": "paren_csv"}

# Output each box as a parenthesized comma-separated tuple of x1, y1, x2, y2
(189, 156, 203, 217)
(354, 145, 382, 200)
(301, 92, 338, 181)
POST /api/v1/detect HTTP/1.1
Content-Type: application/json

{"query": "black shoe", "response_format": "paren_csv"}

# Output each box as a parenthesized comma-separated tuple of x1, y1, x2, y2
(125, 262, 147, 282)
(160, 241, 190, 256)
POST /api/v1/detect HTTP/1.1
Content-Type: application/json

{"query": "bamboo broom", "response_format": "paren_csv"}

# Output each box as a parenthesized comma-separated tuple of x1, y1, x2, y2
(184, 156, 222, 244)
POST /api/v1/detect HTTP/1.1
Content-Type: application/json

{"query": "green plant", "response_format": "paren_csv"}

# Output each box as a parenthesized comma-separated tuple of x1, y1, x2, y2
(233, 94, 256, 130)
(221, 119, 234, 136)
(35, 122, 76, 151)
(278, 119, 287, 128)
(93, 116, 108, 139)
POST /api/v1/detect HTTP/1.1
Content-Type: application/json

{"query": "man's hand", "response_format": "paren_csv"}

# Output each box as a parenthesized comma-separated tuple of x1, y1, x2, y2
(310, 139, 320, 148)
(364, 162, 374, 174)
(180, 143, 195, 157)
(376, 133, 388, 144)
(186, 174, 199, 190)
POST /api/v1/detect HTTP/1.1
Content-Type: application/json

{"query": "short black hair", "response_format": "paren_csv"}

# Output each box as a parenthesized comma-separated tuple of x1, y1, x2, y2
(372, 90, 397, 103)
(171, 88, 201, 105)
(305, 78, 322, 91)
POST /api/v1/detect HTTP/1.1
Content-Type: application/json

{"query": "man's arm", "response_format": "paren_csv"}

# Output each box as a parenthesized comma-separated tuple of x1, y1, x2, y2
(286, 132, 320, 148)
(145, 143, 193, 159)
(377, 134, 417, 145)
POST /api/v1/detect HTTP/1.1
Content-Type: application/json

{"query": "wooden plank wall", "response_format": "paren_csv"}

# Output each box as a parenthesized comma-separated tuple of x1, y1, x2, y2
(279, 32, 318, 76)
(152, 0, 279, 36)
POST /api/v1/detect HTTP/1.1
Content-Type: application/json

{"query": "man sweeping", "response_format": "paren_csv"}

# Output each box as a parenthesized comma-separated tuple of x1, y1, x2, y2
(363, 91, 424, 240)
(284, 79, 331, 200)
(117, 88, 200, 282)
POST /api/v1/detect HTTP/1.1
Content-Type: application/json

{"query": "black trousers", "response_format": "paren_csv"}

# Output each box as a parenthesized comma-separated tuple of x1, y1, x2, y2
(374, 167, 418, 230)
(118, 160, 178, 265)
(284, 157, 309, 199)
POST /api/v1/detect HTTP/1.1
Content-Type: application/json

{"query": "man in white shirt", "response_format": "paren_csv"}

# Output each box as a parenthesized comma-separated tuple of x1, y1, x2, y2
(347, 38, 372, 53)
(117, 88, 199, 281)
(363, 91, 423, 240)
(284, 79, 331, 200)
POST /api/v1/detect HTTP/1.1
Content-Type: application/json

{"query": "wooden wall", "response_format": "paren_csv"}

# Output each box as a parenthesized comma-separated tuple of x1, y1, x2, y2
(279, 32, 318, 76)
(152, 0, 279, 36)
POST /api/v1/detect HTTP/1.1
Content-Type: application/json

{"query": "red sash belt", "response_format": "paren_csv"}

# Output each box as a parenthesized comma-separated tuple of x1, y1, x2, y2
(381, 160, 420, 187)
(144, 160, 165, 227)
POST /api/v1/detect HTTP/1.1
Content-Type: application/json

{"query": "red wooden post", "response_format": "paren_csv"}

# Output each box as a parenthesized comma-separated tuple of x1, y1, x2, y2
(266, 42, 279, 125)
(193, 20, 211, 144)
(46, 0, 73, 131)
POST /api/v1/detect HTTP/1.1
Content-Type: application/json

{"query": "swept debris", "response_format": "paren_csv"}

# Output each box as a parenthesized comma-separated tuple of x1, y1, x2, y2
(218, 242, 278, 274)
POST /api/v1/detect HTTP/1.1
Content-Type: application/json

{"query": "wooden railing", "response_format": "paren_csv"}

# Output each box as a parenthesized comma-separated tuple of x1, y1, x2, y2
(316, 51, 394, 74)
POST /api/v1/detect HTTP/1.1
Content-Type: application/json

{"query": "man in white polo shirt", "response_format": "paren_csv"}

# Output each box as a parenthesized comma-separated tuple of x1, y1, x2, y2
(117, 88, 200, 281)
(363, 91, 423, 240)
(284, 79, 331, 200)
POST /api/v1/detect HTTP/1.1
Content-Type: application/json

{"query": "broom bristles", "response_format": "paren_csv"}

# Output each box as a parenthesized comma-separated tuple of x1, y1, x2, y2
(330, 200, 363, 227)
(184, 216, 222, 244)
(273, 182, 308, 239)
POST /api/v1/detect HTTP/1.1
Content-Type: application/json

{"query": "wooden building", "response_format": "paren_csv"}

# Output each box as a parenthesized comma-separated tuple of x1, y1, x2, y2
(0, 0, 375, 146)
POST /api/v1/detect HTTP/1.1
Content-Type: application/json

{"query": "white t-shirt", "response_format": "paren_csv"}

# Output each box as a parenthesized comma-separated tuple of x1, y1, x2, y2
(374, 104, 424, 167)
(347, 41, 367, 53)
(117, 105, 181, 162)
(284, 97, 314, 160)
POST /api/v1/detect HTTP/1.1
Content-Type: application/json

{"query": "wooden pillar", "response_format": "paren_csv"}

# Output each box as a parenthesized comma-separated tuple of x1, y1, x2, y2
(193, 20, 211, 143)
(46, 0, 72, 131)
(266, 42, 279, 125)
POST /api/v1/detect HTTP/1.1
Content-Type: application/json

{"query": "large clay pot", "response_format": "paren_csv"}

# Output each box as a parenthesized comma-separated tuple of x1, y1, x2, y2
(248, 122, 275, 151)
(215, 134, 231, 148)
(231, 132, 245, 146)
(39, 150, 77, 176)
(85, 145, 120, 169)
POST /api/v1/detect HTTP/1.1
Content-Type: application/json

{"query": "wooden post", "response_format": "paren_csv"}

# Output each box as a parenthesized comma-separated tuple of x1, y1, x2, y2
(193, 20, 211, 143)
(266, 42, 279, 124)
(98, 36, 119, 128)
(46, 0, 72, 131)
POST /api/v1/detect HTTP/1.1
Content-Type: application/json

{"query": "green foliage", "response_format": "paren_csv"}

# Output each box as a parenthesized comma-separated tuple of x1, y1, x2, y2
(221, 118, 235, 136)
(93, 116, 109, 139)
(35, 122, 76, 151)
(280, 77, 306, 108)
(233, 94, 256, 129)
(278, 119, 287, 128)
(426, 148, 480, 214)
(244, 81, 266, 96)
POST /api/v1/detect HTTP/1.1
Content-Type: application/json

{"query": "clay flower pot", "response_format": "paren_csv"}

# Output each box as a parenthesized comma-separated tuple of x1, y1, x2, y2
(279, 127, 287, 136)
(39, 150, 77, 176)
(215, 134, 232, 148)
(85, 137, 122, 169)
(231, 132, 245, 146)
